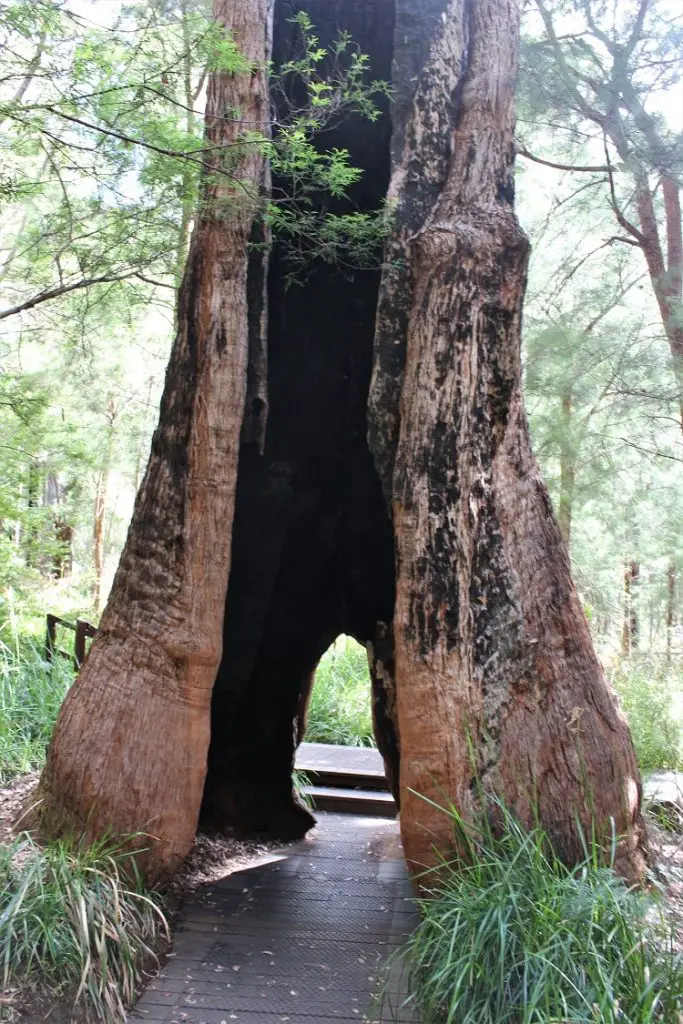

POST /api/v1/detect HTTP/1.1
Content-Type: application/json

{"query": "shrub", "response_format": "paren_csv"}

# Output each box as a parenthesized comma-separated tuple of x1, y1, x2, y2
(0, 834, 168, 1022)
(610, 655, 682, 771)
(400, 800, 682, 1024)
(305, 635, 375, 747)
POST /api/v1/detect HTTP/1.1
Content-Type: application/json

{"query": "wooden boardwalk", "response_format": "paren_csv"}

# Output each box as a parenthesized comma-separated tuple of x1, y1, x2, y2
(131, 812, 418, 1024)
(295, 743, 386, 781)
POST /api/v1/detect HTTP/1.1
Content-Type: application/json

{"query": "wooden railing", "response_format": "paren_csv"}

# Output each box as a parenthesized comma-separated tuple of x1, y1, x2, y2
(45, 614, 98, 669)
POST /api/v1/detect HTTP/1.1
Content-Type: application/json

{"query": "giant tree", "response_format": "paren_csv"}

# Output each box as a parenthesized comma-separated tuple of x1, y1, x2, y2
(33, 0, 647, 883)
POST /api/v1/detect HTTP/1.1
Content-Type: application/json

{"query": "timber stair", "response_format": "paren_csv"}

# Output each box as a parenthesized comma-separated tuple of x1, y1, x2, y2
(295, 741, 396, 818)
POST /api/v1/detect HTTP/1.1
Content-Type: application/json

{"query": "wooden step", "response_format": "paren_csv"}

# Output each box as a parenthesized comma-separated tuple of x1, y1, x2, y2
(301, 767, 391, 792)
(303, 784, 397, 818)
(296, 742, 390, 792)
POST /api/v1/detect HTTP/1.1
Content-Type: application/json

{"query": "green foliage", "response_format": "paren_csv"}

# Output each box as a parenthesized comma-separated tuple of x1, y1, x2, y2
(269, 207, 390, 278)
(0, 833, 167, 1022)
(401, 800, 682, 1024)
(277, 12, 391, 124)
(0, 635, 73, 782)
(610, 655, 682, 772)
(0, 4, 390, 605)
(306, 636, 375, 748)
(265, 14, 391, 277)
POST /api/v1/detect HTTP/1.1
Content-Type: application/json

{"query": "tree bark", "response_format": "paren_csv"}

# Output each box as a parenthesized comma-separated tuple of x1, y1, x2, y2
(370, 0, 646, 881)
(30, 0, 274, 882)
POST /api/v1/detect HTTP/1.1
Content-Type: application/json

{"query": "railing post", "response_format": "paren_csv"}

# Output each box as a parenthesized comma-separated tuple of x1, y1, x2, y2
(75, 619, 97, 669)
(45, 613, 58, 663)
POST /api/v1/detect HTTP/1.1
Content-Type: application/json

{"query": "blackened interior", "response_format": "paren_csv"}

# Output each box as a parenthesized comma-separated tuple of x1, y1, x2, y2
(200, 0, 396, 838)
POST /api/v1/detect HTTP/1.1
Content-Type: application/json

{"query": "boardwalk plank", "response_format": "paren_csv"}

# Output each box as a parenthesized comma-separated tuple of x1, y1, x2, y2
(130, 814, 418, 1024)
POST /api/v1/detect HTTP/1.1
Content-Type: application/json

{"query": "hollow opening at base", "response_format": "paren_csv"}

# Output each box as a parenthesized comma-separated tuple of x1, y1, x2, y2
(199, 0, 397, 841)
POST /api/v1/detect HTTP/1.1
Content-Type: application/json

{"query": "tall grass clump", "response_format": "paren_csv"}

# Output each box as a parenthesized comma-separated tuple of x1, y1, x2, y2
(0, 834, 168, 1022)
(610, 654, 682, 771)
(306, 635, 375, 747)
(400, 801, 682, 1024)
(0, 635, 73, 781)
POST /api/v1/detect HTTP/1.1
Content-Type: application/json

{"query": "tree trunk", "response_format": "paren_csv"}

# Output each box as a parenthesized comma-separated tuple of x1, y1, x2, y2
(30, 0, 274, 882)
(92, 399, 117, 611)
(621, 560, 640, 658)
(25, 457, 41, 568)
(32, 0, 647, 886)
(666, 561, 677, 666)
(369, 0, 646, 881)
(558, 391, 575, 546)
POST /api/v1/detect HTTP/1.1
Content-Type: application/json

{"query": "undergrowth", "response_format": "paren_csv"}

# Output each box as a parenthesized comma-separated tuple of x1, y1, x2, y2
(399, 800, 682, 1024)
(0, 833, 168, 1022)
(0, 636, 74, 782)
(610, 654, 682, 771)
(305, 635, 375, 747)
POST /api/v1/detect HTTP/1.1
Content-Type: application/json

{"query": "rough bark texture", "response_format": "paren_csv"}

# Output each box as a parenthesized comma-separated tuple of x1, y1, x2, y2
(371, 0, 646, 881)
(30, 0, 274, 882)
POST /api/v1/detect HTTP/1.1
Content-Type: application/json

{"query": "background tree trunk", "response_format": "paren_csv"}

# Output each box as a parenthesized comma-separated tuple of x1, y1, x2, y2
(369, 0, 646, 881)
(92, 398, 117, 611)
(621, 560, 640, 658)
(666, 560, 677, 665)
(30, 0, 274, 882)
(558, 391, 575, 546)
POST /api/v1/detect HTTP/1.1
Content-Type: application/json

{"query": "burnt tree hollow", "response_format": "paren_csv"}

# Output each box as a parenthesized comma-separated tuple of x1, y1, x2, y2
(200, 0, 397, 839)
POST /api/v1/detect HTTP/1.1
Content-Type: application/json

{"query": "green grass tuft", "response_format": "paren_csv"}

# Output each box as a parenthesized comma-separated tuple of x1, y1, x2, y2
(400, 800, 682, 1024)
(0, 637, 74, 782)
(0, 833, 168, 1022)
(305, 636, 375, 747)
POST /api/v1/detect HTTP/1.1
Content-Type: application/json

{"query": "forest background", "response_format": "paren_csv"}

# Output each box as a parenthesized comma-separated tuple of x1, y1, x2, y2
(0, 0, 681, 777)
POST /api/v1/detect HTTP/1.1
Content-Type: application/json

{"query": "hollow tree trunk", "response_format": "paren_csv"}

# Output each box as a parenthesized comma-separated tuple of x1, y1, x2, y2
(200, 0, 396, 839)
(369, 0, 646, 881)
(32, 0, 646, 886)
(30, 0, 274, 882)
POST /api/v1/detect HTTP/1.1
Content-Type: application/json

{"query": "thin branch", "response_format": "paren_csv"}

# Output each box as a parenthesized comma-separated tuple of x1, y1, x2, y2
(516, 144, 610, 173)
(134, 273, 175, 290)
(617, 438, 683, 463)
(606, 234, 641, 247)
(603, 137, 647, 245)
(0, 272, 139, 321)
(0, 29, 47, 129)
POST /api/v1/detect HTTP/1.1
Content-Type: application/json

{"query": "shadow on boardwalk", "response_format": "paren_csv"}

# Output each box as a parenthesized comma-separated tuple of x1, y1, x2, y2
(130, 813, 419, 1024)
